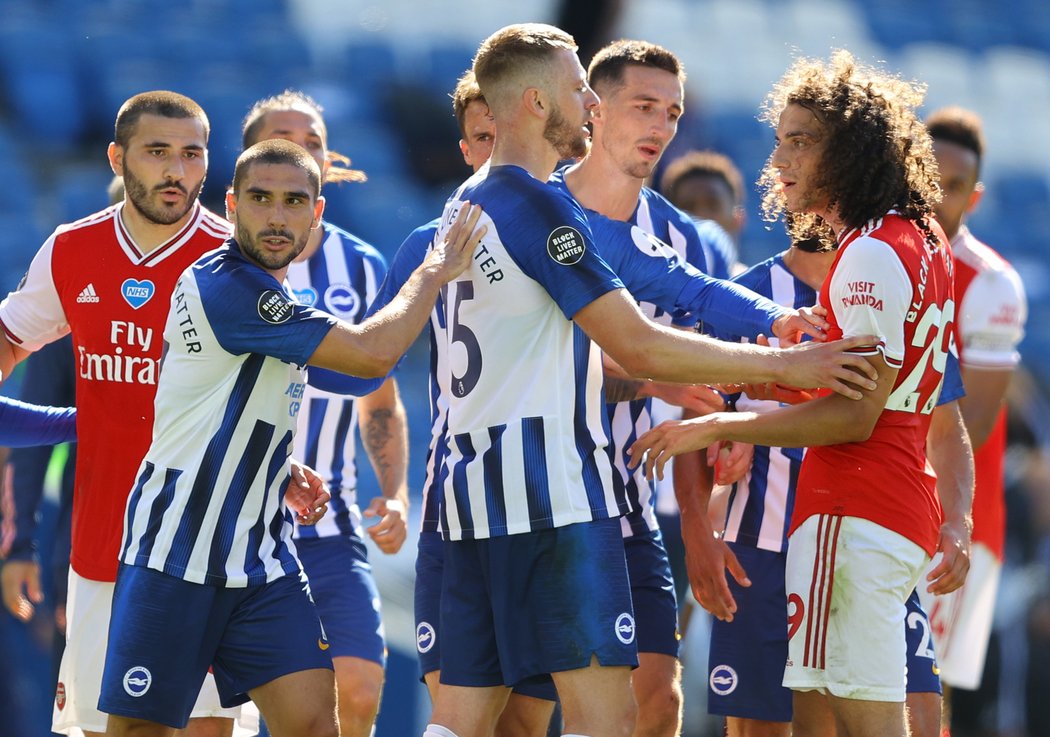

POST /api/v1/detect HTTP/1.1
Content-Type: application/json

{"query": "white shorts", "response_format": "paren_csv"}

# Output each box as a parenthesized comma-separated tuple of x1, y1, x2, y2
(917, 541, 1000, 690)
(784, 515, 929, 702)
(53, 569, 256, 736)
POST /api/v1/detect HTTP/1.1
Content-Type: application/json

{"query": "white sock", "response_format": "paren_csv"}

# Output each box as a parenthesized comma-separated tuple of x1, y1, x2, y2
(423, 725, 461, 737)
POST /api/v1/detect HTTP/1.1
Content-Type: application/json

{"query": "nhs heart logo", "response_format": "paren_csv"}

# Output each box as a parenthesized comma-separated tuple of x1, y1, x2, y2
(121, 279, 155, 309)
(292, 287, 318, 306)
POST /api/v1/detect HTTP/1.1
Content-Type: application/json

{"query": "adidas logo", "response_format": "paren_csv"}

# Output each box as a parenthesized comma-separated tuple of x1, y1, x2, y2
(76, 284, 100, 304)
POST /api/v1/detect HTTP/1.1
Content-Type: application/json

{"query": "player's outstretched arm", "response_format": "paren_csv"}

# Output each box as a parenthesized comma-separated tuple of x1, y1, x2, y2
(925, 400, 974, 595)
(574, 288, 878, 397)
(629, 352, 898, 481)
(307, 204, 486, 378)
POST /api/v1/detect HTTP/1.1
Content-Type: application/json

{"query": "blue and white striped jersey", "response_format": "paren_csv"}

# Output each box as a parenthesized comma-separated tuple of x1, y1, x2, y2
(435, 165, 626, 540)
(717, 253, 813, 553)
(286, 221, 387, 540)
(119, 241, 336, 587)
(367, 219, 445, 533)
(548, 173, 778, 538)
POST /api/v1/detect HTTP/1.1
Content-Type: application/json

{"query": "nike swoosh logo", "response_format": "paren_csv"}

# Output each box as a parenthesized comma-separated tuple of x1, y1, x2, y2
(318, 639, 330, 651)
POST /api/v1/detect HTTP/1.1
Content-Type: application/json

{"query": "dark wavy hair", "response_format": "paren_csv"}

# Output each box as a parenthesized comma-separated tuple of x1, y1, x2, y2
(759, 50, 941, 248)
(242, 89, 366, 185)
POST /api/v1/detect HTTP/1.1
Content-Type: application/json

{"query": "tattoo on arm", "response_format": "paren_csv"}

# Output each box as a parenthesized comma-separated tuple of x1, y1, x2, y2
(604, 376, 644, 403)
(361, 405, 408, 500)
(363, 407, 394, 481)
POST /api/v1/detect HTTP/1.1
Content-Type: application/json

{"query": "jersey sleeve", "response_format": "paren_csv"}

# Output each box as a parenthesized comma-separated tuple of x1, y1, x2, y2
(958, 265, 1027, 369)
(200, 266, 337, 366)
(0, 233, 70, 350)
(0, 398, 76, 446)
(828, 235, 912, 368)
(592, 220, 691, 311)
(305, 367, 385, 396)
(5, 337, 78, 561)
(508, 192, 624, 319)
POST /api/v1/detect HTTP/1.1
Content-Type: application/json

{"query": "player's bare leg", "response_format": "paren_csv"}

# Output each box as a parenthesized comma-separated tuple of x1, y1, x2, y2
(424, 665, 554, 736)
(428, 683, 511, 737)
(250, 668, 338, 737)
(631, 653, 682, 737)
(495, 694, 556, 737)
(552, 656, 636, 737)
(424, 670, 441, 703)
(790, 691, 838, 737)
(176, 718, 233, 737)
(826, 694, 907, 737)
(104, 716, 174, 736)
(333, 656, 384, 737)
(905, 692, 941, 737)
(104, 716, 233, 737)
(725, 715, 790, 736)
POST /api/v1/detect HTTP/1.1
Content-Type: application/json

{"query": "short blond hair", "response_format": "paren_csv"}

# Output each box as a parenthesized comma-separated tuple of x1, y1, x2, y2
(472, 23, 577, 113)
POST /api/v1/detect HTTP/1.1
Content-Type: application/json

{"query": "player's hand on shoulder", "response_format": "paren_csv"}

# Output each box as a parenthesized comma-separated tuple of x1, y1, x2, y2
(427, 202, 488, 283)
(286, 460, 331, 525)
(363, 496, 408, 554)
(780, 333, 879, 400)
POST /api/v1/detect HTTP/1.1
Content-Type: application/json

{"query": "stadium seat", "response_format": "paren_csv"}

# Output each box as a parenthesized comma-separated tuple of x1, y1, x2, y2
(54, 166, 118, 223)
(899, 43, 978, 114)
(0, 22, 86, 148)
(421, 43, 476, 94)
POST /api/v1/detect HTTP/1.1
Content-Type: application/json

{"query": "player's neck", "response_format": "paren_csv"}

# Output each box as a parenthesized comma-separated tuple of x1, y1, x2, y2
(294, 223, 325, 263)
(119, 200, 197, 255)
(563, 153, 641, 221)
(782, 246, 836, 291)
(489, 132, 559, 182)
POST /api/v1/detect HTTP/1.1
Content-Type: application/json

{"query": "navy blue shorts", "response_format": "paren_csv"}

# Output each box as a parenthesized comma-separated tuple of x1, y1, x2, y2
(625, 528, 680, 658)
(905, 588, 942, 695)
(707, 543, 792, 722)
(100, 564, 332, 729)
(297, 534, 386, 666)
(414, 530, 444, 678)
(415, 530, 558, 701)
(439, 518, 637, 688)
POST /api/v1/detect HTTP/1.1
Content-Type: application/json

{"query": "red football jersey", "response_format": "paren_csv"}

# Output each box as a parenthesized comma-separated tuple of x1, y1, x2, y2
(791, 214, 955, 556)
(951, 226, 1026, 560)
(0, 202, 230, 581)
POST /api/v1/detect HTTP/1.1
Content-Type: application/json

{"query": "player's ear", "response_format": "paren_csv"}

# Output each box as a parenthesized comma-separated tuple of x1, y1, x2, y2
(967, 182, 984, 214)
(524, 87, 546, 120)
(108, 142, 124, 176)
(312, 195, 325, 229)
(225, 188, 237, 222)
